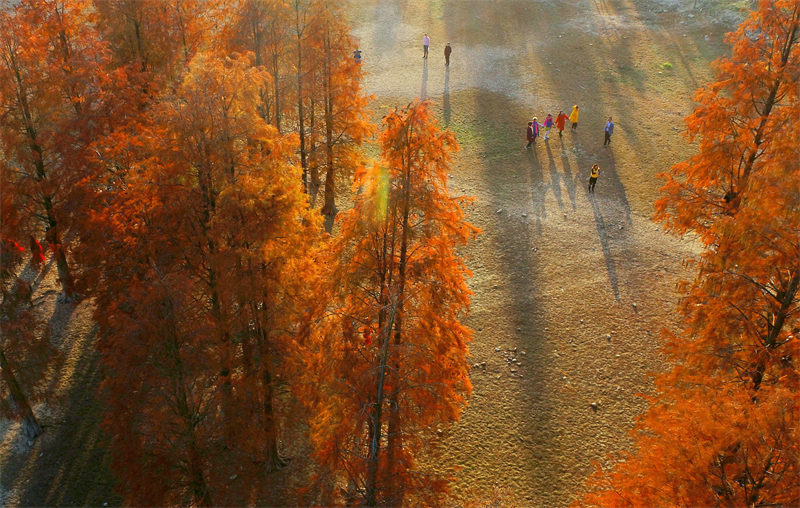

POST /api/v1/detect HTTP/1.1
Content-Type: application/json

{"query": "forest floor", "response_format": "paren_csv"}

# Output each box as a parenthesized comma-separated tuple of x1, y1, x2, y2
(0, 0, 743, 506)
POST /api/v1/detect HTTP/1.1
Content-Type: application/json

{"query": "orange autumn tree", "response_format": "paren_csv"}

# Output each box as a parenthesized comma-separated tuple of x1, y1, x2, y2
(582, 1, 800, 505)
(0, 0, 111, 298)
(80, 52, 319, 505)
(301, 100, 477, 505)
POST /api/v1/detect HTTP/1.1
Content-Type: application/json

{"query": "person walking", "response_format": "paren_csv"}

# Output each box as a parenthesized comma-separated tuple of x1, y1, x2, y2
(543, 113, 554, 140)
(569, 105, 579, 130)
(423, 34, 430, 58)
(444, 42, 452, 66)
(353, 49, 362, 63)
(588, 164, 600, 193)
(604, 116, 614, 146)
(526, 118, 544, 148)
(556, 110, 569, 137)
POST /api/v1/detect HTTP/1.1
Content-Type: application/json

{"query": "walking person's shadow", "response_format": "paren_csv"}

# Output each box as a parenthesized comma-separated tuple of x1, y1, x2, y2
(421, 59, 428, 99)
(443, 66, 450, 127)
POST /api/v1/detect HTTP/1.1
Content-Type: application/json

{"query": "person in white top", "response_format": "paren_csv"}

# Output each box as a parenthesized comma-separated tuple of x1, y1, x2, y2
(423, 34, 430, 58)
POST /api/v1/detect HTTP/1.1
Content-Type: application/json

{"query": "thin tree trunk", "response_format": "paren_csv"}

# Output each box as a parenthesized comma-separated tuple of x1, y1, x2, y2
(309, 94, 321, 189)
(365, 300, 397, 506)
(0, 349, 42, 441)
(752, 271, 799, 391)
(272, 50, 281, 133)
(738, 5, 799, 187)
(262, 364, 287, 471)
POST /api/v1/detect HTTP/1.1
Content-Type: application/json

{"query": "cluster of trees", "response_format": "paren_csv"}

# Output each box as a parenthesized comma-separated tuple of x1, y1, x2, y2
(583, 0, 800, 505)
(0, 0, 476, 505)
(2, 0, 797, 505)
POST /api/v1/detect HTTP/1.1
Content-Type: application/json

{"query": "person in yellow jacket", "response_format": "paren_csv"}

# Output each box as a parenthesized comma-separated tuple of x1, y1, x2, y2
(588, 163, 599, 193)
(569, 105, 579, 130)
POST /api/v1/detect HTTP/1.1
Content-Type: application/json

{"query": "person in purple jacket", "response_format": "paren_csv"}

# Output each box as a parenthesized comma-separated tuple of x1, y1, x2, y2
(604, 116, 614, 146)
(543, 113, 555, 140)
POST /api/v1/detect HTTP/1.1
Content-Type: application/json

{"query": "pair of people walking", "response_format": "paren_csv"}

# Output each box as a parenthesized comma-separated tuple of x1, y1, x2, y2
(423, 34, 452, 66)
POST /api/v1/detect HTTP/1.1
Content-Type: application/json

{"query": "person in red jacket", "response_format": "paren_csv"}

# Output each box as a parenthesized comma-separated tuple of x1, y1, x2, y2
(29, 235, 44, 268)
(555, 110, 569, 137)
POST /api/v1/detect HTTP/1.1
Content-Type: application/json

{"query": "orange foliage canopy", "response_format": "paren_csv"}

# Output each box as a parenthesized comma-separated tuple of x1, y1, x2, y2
(299, 100, 478, 505)
(583, 1, 800, 506)
(82, 52, 319, 505)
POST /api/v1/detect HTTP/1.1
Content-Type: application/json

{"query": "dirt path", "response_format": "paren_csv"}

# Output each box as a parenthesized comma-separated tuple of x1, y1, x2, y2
(350, 0, 735, 505)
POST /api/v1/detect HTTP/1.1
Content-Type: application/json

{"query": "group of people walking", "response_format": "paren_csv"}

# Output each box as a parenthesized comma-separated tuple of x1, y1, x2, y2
(525, 105, 612, 194)
(525, 105, 579, 148)
(526, 106, 614, 148)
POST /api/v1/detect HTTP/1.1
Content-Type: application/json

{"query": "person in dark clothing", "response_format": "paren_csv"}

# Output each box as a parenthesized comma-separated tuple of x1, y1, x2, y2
(526, 118, 544, 148)
(444, 43, 452, 66)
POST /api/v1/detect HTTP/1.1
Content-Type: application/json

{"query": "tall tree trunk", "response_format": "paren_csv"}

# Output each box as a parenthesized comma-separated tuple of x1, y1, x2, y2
(165, 319, 212, 507)
(321, 27, 336, 216)
(384, 130, 414, 506)
(294, 1, 308, 192)
(0, 349, 42, 441)
(9, 45, 76, 299)
(44, 215, 75, 299)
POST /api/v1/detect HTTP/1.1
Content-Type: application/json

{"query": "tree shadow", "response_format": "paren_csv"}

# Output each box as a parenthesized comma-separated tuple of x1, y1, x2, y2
(525, 147, 547, 236)
(0, 302, 119, 507)
(558, 139, 579, 211)
(544, 142, 564, 210)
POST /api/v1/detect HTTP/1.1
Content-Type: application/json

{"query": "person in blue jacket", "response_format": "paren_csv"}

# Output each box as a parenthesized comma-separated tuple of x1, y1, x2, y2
(604, 117, 614, 146)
